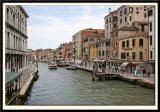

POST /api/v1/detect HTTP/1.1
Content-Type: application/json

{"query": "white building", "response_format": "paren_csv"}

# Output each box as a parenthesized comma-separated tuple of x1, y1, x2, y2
(5, 5, 29, 72)
(148, 6, 155, 73)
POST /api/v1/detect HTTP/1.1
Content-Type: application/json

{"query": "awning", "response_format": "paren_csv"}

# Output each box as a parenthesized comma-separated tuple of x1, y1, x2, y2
(120, 62, 130, 67)
(5, 72, 22, 86)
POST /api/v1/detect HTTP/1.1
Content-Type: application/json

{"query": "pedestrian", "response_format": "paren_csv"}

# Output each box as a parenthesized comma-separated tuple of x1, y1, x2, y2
(137, 69, 140, 77)
(134, 69, 137, 77)
(143, 69, 147, 77)
(147, 69, 151, 77)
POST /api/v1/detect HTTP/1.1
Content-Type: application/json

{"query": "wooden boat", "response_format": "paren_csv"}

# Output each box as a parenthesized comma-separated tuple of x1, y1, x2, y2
(48, 62, 57, 69)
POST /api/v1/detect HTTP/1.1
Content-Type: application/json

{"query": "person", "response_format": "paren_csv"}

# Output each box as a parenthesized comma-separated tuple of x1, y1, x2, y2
(135, 69, 137, 77)
(12, 67, 15, 72)
(137, 69, 140, 77)
(147, 69, 151, 77)
(143, 69, 146, 77)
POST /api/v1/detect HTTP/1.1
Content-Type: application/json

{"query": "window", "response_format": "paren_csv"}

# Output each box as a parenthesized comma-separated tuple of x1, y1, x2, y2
(126, 52, 129, 57)
(150, 36, 152, 45)
(144, 6, 146, 11)
(90, 38, 94, 41)
(144, 13, 147, 18)
(99, 51, 101, 56)
(141, 25, 144, 31)
(124, 8, 127, 14)
(7, 8, 9, 22)
(125, 16, 127, 22)
(126, 40, 129, 47)
(102, 51, 104, 56)
(109, 17, 111, 22)
(121, 52, 126, 59)
(132, 52, 136, 59)
(148, 9, 153, 16)
(129, 7, 133, 13)
(139, 39, 143, 46)
(106, 41, 110, 46)
(114, 23, 116, 28)
(106, 19, 108, 24)
(132, 39, 135, 46)
(120, 10, 123, 16)
(139, 52, 143, 60)
(122, 41, 125, 48)
(116, 32, 117, 36)
(136, 7, 139, 13)
(150, 22, 152, 32)
(120, 19, 122, 24)
(107, 26, 108, 29)
(150, 51, 152, 59)
(130, 16, 132, 21)
(113, 16, 117, 22)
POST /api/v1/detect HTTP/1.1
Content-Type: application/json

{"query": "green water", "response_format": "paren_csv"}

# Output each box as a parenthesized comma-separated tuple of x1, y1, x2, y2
(24, 62, 155, 105)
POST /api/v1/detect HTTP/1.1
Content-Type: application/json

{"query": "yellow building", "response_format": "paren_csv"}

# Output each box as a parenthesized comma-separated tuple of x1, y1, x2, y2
(89, 43, 97, 59)
(118, 32, 148, 73)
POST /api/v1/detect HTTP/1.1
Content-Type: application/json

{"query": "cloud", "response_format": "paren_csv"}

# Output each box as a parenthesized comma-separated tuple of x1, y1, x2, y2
(26, 5, 120, 50)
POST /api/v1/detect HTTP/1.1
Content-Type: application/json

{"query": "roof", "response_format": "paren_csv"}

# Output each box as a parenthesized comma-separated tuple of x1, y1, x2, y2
(119, 26, 139, 31)
(18, 5, 29, 18)
(104, 9, 118, 18)
(119, 32, 148, 40)
(5, 72, 22, 85)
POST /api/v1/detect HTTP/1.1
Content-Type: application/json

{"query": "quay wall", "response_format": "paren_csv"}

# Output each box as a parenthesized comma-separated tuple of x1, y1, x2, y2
(75, 65, 155, 89)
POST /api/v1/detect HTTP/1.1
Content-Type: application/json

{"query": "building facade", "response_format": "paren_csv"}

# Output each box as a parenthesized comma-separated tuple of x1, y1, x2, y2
(5, 5, 29, 72)
(118, 32, 148, 73)
(148, 6, 155, 73)
(65, 42, 73, 62)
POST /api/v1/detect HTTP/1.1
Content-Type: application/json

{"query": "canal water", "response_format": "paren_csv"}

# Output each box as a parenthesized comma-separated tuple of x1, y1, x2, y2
(24, 62, 155, 105)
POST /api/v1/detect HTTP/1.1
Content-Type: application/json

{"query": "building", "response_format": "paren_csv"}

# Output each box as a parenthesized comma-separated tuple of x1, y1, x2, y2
(65, 42, 73, 62)
(148, 6, 155, 73)
(117, 5, 152, 29)
(72, 28, 104, 63)
(5, 5, 29, 72)
(118, 32, 148, 73)
(82, 30, 104, 62)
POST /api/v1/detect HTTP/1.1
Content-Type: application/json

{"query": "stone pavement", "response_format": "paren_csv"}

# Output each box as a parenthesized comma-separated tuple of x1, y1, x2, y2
(19, 63, 36, 90)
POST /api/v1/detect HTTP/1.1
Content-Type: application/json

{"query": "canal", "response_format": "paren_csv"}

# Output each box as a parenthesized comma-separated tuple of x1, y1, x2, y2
(24, 62, 155, 105)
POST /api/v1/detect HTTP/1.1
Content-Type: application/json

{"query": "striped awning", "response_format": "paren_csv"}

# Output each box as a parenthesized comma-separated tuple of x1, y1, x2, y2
(120, 62, 130, 67)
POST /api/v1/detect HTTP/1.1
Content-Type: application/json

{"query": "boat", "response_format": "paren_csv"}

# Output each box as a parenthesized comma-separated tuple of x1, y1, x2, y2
(66, 65, 76, 70)
(48, 62, 57, 69)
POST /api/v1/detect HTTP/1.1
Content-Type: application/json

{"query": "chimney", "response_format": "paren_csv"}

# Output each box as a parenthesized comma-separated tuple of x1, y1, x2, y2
(109, 8, 111, 14)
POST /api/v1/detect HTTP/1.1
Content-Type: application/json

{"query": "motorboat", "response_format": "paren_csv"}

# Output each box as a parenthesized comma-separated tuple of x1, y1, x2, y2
(66, 65, 76, 70)
(48, 62, 57, 69)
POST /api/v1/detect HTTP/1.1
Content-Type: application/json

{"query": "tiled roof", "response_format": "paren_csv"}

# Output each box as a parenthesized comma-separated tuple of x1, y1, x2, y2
(119, 26, 139, 31)
(119, 32, 148, 40)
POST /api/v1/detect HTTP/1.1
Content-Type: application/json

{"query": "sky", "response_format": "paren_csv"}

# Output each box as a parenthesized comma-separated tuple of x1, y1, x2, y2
(22, 5, 120, 50)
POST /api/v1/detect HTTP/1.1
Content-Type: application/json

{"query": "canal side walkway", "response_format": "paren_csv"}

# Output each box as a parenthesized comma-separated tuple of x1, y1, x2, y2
(20, 63, 37, 90)
(16, 62, 38, 104)
(74, 64, 155, 89)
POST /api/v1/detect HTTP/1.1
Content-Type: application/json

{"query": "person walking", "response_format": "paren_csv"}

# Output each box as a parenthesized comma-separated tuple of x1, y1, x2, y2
(143, 69, 147, 77)
(135, 69, 137, 77)
(137, 69, 140, 77)
(147, 69, 151, 77)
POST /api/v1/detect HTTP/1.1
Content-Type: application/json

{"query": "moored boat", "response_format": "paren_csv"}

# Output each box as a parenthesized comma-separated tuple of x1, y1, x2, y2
(48, 62, 57, 69)
(66, 65, 76, 70)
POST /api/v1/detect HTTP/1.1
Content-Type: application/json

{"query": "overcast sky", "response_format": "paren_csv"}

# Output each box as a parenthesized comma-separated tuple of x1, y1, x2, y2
(23, 5, 120, 50)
